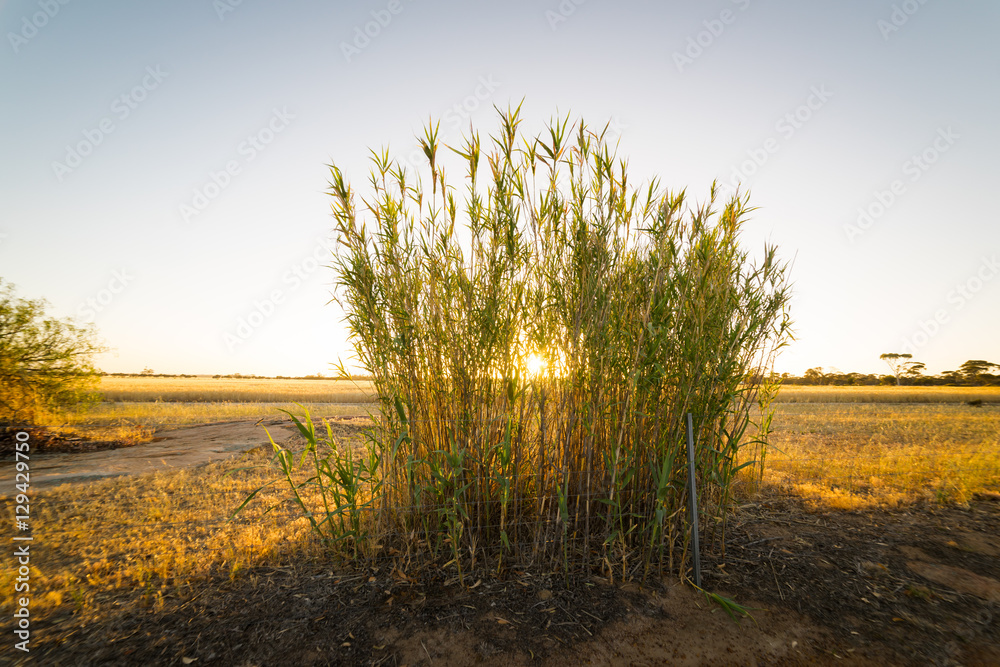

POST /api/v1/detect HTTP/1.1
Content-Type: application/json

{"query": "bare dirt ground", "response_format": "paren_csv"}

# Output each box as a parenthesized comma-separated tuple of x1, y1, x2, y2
(6, 421, 999, 666)
(16, 496, 1000, 666)
(0, 420, 297, 496)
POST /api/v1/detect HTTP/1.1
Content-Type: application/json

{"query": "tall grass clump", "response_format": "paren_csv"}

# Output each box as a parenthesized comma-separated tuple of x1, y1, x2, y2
(322, 104, 792, 581)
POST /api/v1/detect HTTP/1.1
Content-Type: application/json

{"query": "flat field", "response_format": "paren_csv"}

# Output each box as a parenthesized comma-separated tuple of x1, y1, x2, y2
(97, 376, 377, 403)
(766, 401, 1000, 508)
(95, 376, 1000, 405)
(3, 381, 998, 664)
(48, 377, 378, 433)
(774, 384, 1000, 404)
(65, 379, 1000, 506)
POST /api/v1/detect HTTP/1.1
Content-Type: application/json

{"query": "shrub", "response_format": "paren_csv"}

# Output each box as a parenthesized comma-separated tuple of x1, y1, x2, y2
(0, 279, 104, 427)
(269, 105, 792, 581)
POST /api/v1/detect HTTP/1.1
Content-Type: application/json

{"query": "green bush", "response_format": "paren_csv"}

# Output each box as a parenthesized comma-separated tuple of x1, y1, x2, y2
(288, 105, 791, 581)
(0, 279, 104, 427)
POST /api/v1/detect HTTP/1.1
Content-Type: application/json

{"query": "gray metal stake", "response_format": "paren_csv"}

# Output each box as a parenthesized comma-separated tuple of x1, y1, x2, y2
(686, 412, 701, 588)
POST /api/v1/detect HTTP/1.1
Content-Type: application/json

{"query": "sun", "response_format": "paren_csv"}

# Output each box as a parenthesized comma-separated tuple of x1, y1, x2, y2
(525, 353, 546, 377)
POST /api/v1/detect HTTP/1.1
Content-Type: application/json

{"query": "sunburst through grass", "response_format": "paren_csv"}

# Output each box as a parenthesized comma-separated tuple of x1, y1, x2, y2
(298, 104, 794, 582)
(524, 353, 547, 378)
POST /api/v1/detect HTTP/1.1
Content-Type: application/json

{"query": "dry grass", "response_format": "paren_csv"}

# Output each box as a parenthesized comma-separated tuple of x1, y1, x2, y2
(3, 391, 998, 621)
(763, 402, 1000, 509)
(97, 376, 376, 404)
(93, 378, 1000, 406)
(775, 385, 1000, 404)
(37, 377, 378, 435)
(58, 401, 372, 430)
(0, 439, 329, 616)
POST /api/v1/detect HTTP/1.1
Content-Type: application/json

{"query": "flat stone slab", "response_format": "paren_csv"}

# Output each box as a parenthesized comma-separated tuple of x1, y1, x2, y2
(0, 420, 297, 495)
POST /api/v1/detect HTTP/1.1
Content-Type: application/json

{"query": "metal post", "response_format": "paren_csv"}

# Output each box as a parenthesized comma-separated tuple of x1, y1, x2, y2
(686, 412, 701, 588)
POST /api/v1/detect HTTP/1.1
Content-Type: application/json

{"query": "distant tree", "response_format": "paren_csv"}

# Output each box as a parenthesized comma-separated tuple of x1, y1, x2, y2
(902, 361, 926, 382)
(958, 360, 999, 384)
(140, 367, 155, 376)
(880, 353, 924, 386)
(803, 367, 825, 384)
(0, 280, 104, 426)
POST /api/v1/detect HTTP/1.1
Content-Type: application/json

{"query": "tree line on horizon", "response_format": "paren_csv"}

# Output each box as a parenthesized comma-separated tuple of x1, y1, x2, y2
(781, 356, 1000, 387)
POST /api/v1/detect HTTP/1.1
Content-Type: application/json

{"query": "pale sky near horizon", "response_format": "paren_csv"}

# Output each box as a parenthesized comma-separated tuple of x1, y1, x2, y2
(2, 0, 997, 378)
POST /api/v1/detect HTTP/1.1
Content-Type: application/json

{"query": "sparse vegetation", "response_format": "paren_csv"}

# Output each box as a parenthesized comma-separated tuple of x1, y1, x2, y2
(784, 359, 1000, 386)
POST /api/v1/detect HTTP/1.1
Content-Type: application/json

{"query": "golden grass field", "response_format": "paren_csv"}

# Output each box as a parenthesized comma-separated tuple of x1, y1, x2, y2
(66, 380, 1000, 510)
(3, 380, 997, 620)
(764, 401, 1000, 509)
(773, 385, 1000, 404)
(95, 376, 1000, 406)
(49, 377, 377, 434)
(6, 445, 322, 616)
(96, 376, 377, 404)
(766, 386, 1000, 509)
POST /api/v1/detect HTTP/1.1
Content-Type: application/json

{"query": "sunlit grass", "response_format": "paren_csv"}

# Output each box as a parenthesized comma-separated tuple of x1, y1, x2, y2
(763, 402, 1000, 508)
(34, 376, 378, 436)
(57, 401, 373, 430)
(0, 440, 331, 617)
(775, 385, 1000, 404)
(3, 393, 996, 622)
(97, 376, 376, 403)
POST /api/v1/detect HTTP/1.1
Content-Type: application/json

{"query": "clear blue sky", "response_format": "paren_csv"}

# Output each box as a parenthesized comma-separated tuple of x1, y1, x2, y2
(2, 0, 997, 377)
